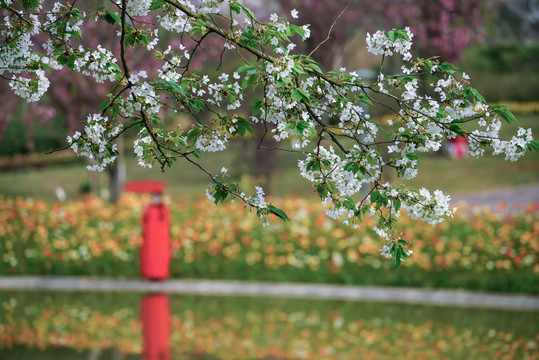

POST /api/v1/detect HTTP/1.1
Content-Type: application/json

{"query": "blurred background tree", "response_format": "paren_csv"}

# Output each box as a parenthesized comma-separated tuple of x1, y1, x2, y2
(1, 0, 537, 201)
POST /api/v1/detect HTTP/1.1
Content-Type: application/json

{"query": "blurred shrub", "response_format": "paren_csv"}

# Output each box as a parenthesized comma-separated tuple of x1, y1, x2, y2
(0, 116, 66, 156)
(462, 44, 539, 74)
(0, 150, 79, 171)
(460, 44, 539, 102)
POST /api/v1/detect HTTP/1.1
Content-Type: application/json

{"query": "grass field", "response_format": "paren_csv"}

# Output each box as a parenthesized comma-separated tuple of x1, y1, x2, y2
(0, 114, 537, 201)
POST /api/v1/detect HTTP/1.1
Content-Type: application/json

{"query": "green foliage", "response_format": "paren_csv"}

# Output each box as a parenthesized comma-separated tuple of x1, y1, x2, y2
(462, 44, 539, 74)
(0, 116, 65, 156)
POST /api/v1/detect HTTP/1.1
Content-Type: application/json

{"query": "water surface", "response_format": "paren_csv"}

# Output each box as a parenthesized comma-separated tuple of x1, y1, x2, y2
(0, 290, 537, 359)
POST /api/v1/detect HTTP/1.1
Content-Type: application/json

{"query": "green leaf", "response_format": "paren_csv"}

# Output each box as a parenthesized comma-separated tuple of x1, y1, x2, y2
(358, 94, 373, 107)
(22, 0, 39, 10)
(526, 139, 539, 152)
(343, 197, 355, 211)
(370, 191, 380, 204)
(394, 254, 402, 269)
(387, 30, 397, 42)
(149, 0, 164, 10)
(101, 11, 121, 26)
(191, 150, 204, 158)
(449, 123, 466, 136)
(291, 89, 303, 102)
(236, 65, 253, 73)
(241, 74, 256, 89)
(252, 98, 263, 115)
(316, 183, 328, 200)
(294, 120, 312, 136)
(230, 2, 241, 14)
(439, 62, 458, 75)
(344, 162, 360, 174)
(326, 181, 336, 194)
(99, 99, 112, 113)
(268, 205, 291, 222)
(305, 63, 323, 75)
(291, 88, 311, 104)
(489, 105, 518, 125)
(213, 186, 229, 204)
(162, 81, 187, 97)
(187, 128, 199, 144)
(293, 63, 306, 75)
(238, 38, 258, 51)
(235, 117, 254, 137)
(288, 24, 305, 38)
(393, 198, 401, 212)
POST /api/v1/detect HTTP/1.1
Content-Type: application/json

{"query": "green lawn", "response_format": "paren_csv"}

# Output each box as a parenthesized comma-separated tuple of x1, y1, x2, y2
(0, 114, 537, 201)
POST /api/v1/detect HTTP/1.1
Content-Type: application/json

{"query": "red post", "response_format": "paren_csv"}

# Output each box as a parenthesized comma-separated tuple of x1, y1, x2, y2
(140, 194, 171, 280)
(124, 180, 171, 281)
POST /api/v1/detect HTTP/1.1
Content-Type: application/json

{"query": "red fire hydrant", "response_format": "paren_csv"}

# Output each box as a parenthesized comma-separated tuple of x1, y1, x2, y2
(124, 180, 171, 281)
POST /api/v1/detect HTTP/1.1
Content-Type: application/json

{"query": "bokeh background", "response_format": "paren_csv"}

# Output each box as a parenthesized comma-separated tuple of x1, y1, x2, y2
(1, 1, 538, 359)
(0, 0, 537, 202)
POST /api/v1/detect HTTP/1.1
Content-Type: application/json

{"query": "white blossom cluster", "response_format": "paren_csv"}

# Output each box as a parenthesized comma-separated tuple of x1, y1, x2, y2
(195, 130, 229, 152)
(467, 117, 533, 162)
(198, 0, 222, 14)
(157, 45, 190, 83)
(159, 6, 193, 33)
(9, 70, 50, 103)
(67, 114, 122, 172)
(73, 45, 120, 83)
(0, 24, 52, 102)
(1, 1, 536, 258)
(133, 133, 153, 168)
(130, 81, 162, 114)
(400, 188, 456, 226)
(125, 0, 152, 17)
(366, 27, 414, 61)
(250, 186, 268, 210)
(379, 244, 392, 259)
(205, 72, 243, 108)
(298, 146, 382, 222)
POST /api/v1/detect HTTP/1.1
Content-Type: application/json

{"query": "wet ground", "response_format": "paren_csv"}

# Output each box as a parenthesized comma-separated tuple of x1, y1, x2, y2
(452, 184, 539, 213)
(0, 276, 537, 311)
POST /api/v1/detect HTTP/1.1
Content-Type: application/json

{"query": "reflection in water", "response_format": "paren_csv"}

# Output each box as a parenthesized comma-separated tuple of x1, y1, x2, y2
(141, 294, 170, 360)
(0, 291, 538, 359)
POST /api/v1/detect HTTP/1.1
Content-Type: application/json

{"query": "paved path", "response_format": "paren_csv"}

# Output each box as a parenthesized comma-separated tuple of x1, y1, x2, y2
(451, 184, 539, 213)
(0, 276, 537, 311)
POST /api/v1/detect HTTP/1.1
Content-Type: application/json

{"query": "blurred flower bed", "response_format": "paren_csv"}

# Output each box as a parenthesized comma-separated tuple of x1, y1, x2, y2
(0, 194, 537, 293)
(1, 291, 537, 359)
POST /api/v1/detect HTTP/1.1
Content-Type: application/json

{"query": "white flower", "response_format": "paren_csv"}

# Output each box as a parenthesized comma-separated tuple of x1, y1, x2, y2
(379, 245, 392, 259)
(366, 27, 413, 62)
(302, 25, 311, 40)
(205, 187, 215, 202)
(9, 70, 49, 103)
(291, 9, 299, 18)
(125, 0, 152, 17)
(270, 13, 279, 22)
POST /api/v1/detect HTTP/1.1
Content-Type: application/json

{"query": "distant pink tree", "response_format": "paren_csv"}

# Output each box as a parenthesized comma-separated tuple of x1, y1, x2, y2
(280, 0, 490, 66)
(370, 0, 488, 63)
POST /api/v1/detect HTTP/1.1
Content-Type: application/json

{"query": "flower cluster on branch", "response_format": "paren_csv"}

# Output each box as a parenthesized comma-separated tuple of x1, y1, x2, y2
(1, 0, 537, 267)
